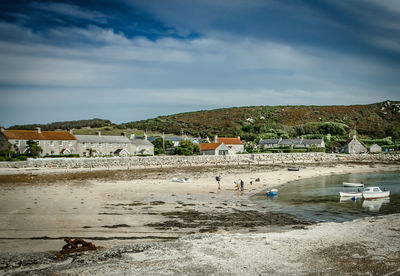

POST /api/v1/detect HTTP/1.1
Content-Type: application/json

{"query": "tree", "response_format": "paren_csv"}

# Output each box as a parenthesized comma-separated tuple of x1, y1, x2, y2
(26, 140, 42, 158)
(151, 137, 173, 155)
(174, 140, 199, 156)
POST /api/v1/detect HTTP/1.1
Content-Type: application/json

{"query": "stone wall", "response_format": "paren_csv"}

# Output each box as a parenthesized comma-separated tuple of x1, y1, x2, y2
(0, 153, 399, 170)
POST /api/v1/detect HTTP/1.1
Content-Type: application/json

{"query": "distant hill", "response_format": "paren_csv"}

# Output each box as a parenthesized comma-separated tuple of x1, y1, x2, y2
(8, 118, 113, 131)
(7, 101, 400, 142)
(119, 101, 400, 140)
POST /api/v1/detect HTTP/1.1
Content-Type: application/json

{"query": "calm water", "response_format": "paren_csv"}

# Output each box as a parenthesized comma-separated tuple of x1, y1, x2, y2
(251, 171, 400, 222)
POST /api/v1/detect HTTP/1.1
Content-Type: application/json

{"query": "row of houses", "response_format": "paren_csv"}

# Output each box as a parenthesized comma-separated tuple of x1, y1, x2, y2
(0, 128, 154, 157)
(259, 136, 383, 154)
(0, 126, 382, 157)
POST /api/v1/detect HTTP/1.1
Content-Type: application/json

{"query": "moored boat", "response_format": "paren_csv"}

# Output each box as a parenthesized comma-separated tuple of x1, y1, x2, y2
(362, 186, 390, 199)
(172, 177, 192, 183)
(339, 191, 362, 198)
(288, 168, 300, 171)
(266, 189, 278, 196)
(343, 182, 364, 187)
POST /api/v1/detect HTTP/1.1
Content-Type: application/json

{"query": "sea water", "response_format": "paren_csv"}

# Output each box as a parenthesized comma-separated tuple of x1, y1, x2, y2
(250, 171, 400, 222)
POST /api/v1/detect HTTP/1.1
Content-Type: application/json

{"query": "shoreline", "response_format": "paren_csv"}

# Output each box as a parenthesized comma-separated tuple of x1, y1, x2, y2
(0, 162, 399, 274)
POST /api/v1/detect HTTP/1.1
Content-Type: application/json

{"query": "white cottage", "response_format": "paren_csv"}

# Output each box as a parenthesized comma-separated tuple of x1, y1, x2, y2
(199, 142, 231, 155)
(368, 144, 382, 153)
(342, 135, 367, 154)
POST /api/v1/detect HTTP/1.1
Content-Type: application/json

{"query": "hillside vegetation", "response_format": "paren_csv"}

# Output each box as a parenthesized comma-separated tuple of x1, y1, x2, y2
(120, 101, 400, 141)
(8, 118, 113, 131)
(7, 102, 400, 145)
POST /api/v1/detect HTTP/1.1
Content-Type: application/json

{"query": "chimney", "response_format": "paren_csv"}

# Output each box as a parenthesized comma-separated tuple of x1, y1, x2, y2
(97, 131, 101, 137)
(144, 133, 148, 141)
(214, 135, 218, 143)
(121, 132, 126, 137)
(36, 127, 41, 134)
(353, 135, 357, 140)
(67, 128, 73, 134)
(0, 127, 4, 133)
(237, 136, 241, 140)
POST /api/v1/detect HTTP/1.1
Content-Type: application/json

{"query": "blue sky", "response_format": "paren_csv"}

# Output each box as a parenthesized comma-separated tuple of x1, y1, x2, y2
(0, 0, 399, 127)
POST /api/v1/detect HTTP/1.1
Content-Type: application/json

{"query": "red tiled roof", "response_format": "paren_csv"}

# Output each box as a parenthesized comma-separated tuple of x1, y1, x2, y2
(217, 137, 243, 145)
(199, 142, 222, 150)
(2, 130, 76, 140)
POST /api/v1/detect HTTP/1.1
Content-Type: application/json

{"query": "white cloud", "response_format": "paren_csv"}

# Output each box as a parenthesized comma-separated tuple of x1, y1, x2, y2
(0, 20, 399, 126)
(31, 2, 109, 23)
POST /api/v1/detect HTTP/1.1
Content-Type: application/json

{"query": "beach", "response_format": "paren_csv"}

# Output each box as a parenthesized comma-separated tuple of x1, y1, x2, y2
(0, 162, 399, 275)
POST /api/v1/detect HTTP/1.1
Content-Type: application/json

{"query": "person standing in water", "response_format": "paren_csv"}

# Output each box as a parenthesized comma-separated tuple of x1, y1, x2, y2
(240, 179, 244, 191)
(216, 176, 221, 190)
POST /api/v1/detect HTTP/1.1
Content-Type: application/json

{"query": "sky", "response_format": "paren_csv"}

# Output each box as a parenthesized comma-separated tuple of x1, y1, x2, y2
(0, 0, 400, 127)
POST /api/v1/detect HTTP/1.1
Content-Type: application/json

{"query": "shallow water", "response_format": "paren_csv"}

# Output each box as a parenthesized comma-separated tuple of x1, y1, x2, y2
(251, 171, 400, 222)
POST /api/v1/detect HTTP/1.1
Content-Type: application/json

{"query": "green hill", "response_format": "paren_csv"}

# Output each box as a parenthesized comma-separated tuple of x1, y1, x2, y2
(119, 101, 400, 141)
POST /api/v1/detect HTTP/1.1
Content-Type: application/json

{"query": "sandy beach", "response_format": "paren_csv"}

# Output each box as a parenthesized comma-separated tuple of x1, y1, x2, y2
(0, 162, 399, 275)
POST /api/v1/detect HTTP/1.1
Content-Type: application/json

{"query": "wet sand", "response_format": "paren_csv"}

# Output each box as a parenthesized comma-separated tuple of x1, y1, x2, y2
(0, 163, 399, 275)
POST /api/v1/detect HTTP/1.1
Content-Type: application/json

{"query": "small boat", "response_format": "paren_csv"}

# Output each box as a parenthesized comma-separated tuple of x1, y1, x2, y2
(266, 189, 278, 196)
(339, 191, 362, 198)
(362, 186, 390, 200)
(288, 168, 300, 171)
(342, 182, 364, 187)
(172, 177, 192, 183)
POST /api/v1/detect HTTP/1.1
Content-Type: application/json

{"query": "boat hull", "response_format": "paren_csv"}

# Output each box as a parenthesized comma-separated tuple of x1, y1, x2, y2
(362, 191, 390, 199)
(343, 182, 364, 187)
(339, 192, 362, 198)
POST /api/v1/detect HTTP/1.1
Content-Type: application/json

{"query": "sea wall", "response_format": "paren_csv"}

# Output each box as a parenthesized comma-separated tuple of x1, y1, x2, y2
(0, 153, 399, 170)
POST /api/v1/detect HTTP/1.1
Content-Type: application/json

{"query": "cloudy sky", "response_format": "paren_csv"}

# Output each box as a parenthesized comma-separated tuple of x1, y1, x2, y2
(1, 0, 400, 127)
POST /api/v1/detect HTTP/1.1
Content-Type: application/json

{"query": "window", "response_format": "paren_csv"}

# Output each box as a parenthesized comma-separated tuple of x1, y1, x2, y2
(99, 143, 102, 147)
(82, 142, 86, 147)
(59, 141, 63, 146)
(15, 140, 20, 146)
(51, 151, 54, 155)
(83, 152, 86, 157)
(91, 142, 94, 147)
(50, 141, 54, 146)
(68, 141, 72, 146)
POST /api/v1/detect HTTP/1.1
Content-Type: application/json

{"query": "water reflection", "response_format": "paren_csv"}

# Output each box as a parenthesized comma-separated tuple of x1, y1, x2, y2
(362, 198, 390, 212)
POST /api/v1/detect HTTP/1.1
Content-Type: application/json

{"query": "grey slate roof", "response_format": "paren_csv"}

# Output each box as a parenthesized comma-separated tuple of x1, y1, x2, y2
(131, 139, 153, 146)
(259, 139, 280, 144)
(75, 135, 131, 143)
(259, 138, 324, 146)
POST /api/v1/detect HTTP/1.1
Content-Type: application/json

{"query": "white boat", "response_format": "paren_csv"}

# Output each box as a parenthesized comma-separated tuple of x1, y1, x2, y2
(339, 191, 362, 198)
(342, 182, 364, 187)
(172, 177, 192, 183)
(362, 186, 390, 199)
